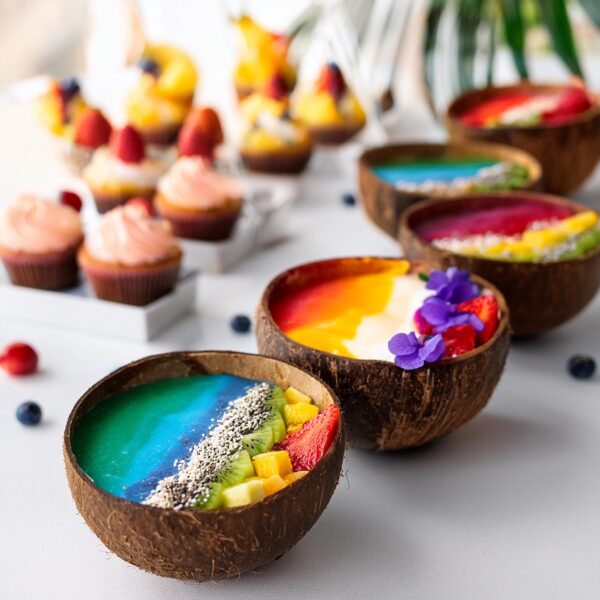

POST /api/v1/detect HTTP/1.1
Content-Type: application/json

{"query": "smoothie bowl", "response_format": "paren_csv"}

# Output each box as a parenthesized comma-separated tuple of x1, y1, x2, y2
(358, 141, 541, 238)
(446, 83, 600, 195)
(64, 351, 344, 580)
(399, 192, 600, 336)
(256, 257, 510, 451)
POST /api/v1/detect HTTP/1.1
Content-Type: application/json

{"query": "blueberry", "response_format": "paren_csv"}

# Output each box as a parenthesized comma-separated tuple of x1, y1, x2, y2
(138, 58, 161, 77)
(59, 77, 80, 100)
(567, 355, 596, 380)
(231, 314, 252, 334)
(16, 401, 42, 426)
(342, 193, 356, 206)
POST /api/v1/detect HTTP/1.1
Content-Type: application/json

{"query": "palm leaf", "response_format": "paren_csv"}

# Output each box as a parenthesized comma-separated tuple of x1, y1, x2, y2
(499, 0, 528, 79)
(424, 0, 446, 109)
(456, 0, 484, 91)
(579, 0, 600, 30)
(485, 7, 497, 86)
(536, 0, 584, 77)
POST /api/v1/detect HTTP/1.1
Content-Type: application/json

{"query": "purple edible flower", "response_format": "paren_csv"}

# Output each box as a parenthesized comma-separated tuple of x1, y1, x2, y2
(388, 332, 445, 370)
(426, 267, 480, 304)
(421, 297, 484, 334)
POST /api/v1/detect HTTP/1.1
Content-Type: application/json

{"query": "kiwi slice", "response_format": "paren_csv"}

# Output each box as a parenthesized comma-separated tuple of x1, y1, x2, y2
(216, 449, 255, 487)
(263, 408, 287, 443)
(242, 424, 274, 457)
(266, 386, 287, 414)
(194, 482, 223, 510)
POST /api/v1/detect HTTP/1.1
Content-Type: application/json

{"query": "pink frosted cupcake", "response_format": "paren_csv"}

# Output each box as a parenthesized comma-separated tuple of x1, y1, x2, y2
(155, 156, 243, 241)
(0, 194, 83, 289)
(78, 203, 182, 305)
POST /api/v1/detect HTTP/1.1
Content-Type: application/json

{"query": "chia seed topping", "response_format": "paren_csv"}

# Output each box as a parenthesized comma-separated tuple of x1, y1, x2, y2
(144, 382, 273, 510)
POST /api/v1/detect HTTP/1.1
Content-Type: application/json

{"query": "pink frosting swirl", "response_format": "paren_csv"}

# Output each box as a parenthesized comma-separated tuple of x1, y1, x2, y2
(86, 204, 180, 266)
(158, 157, 243, 211)
(0, 194, 82, 254)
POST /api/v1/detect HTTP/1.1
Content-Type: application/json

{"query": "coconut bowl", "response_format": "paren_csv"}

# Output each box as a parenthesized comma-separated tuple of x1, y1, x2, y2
(64, 351, 344, 581)
(358, 141, 542, 238)
(256, 257, 510, 451)
(399, 192, 600, 337)
(446, 83, 600, 195)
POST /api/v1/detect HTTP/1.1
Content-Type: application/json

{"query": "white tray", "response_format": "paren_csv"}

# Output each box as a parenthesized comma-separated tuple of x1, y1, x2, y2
(0, 267, 198, 341)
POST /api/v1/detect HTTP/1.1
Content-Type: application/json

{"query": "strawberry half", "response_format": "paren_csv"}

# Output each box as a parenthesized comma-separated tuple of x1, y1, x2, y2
(317, 63, 346, 100)
(178, 123, 214, 159)
(195, 107, 224, 146)
(265, 73, 289, 101)
(110, 125, 145, 163)
(74, 108, 112, 149)
(442, 325, 476, 358)
(543, 87, 591, 125)
(457, 295, 499, 343)
(413, 307, 434, 335)
(275, 403, 340, 471)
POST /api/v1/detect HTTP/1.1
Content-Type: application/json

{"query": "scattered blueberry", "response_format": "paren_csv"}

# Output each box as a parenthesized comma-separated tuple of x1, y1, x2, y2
(342, 193, 356, 207)
(567, 355, 596, 380)
(138, 58, 161, 77)
(59, 77, 80, 100)
(16, 401, 42, 426)
(231, 314, 252, 334)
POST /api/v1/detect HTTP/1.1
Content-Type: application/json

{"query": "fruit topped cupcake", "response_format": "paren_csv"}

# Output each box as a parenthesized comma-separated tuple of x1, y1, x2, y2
(83, 125, 168, 213)
(78, 202, 182, 305)
(0, 193, 83, 290)
(177, 106, 224, 161)
(156, 156, 243, 241)
(37, 77, 88, 137)
(126, 43, 198, 145)
(239, 74, 312, 174)
(295, 63, 366, 145)
(233, 15, 296, 100)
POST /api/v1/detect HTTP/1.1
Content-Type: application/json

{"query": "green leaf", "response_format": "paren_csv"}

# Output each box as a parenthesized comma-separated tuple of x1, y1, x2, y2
(456, 0, 485, 92)
(423, 0, 446, 110)
(536, 0, 584, 78)
(579, 0, 600, 30)
(499, 0, 528, 79)
(485, 5, 498, 86)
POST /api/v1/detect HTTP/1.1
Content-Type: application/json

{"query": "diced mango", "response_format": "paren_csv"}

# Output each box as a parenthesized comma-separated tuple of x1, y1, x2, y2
(287, 424, 303, 434)
(284, 403, 319, 427)
(285, 471, 309, 484)
(284, 386, 313, 405)
(262, 474, 288, 496)
(252, 450, 293, 478)
(222, 480, 265, 508)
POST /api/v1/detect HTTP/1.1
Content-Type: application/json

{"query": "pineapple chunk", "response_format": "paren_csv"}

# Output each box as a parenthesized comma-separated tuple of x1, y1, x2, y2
(252, 450, 293, 478)
(284, 386, 313, 405)
(285, 471, 309, 484)
(287, 423, 303, 434)
(284, 403, 319, 427)
(222, 480, 265, 508)
(262, 474, 288, 496)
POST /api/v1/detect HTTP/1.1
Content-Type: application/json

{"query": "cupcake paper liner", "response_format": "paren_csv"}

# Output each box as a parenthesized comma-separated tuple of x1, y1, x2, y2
(54, 138, 94, 176)
(80, 256, 181, 306)
(1, 243, 81, 290)
(139, 123, 181, 147)
(241, 147, 312, 174)
(308, 121, 365, 146)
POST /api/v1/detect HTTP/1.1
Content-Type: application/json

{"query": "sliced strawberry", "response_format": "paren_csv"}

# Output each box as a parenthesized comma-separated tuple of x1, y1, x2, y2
(74, 108, 112, 149)
(265, 73, 289, 101)
(59, 190, 83, 212)
(317, 63, 346, 100)
(413, 307, 434, 335)
(543, 87, 592, 125)
(110, 125, 145, 163)
(442, 325, 476, 358)
(178, 123, 214, 159)
(195, 107, 224, 146)
(275, 403, 340, 471)
(457, 295, 499, 343)
(126, 197, 154, 217)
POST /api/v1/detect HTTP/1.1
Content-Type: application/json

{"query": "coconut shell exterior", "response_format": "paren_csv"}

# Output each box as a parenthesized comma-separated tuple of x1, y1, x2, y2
(255, 257, 510, 451)
(399, 192, 600, 337)
(358, 141, 542, 239)
(446, 83, 600, 195)
(64, 351, 344, 580)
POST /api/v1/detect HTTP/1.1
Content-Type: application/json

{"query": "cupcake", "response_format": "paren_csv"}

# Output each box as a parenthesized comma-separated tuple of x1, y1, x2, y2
(155, 156, 243, 241)
(83, 125, 167, 213)
(0, 194, 83, 290)
(125, 44, 198, 145)
(36, 77, 112, 174)
(239, 76, 312, 174)
(233, 15, 296, 100)
(295, 63, 366, 145)
(78, 203, 182, 305)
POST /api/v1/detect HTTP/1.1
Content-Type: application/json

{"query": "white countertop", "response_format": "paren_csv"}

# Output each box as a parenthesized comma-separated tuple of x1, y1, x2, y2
(2, 94, 600, 600)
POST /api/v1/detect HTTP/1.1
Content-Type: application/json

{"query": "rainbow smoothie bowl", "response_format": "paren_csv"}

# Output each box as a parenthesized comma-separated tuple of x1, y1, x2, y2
(446, 83, 600, 195)
(399, 192, 600, 336)
(358, 142, 541, 238)
(256, 257, 510, 451)
(64, 351, 344, 580)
